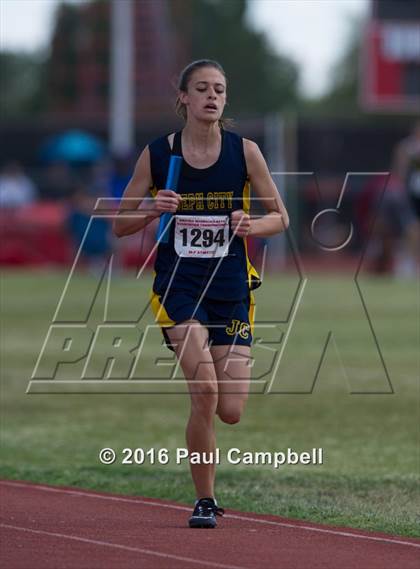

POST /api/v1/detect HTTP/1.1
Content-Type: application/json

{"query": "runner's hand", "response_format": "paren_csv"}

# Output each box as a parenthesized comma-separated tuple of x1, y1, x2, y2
(231, 209, 251, 237)
(154, 190, 182, 214)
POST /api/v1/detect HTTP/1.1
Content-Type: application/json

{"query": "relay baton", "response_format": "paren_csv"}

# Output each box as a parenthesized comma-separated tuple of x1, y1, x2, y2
(157, 155, 183, 244)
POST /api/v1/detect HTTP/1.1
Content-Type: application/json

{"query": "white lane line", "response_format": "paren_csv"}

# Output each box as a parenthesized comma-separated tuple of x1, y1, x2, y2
(0, 523, 246, 569)
(1, 480, 420, 549)
(225, 514, 420, 549)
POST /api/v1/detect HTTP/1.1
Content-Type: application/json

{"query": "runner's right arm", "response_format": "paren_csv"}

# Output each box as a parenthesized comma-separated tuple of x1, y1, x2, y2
(113, 146, 181, 237)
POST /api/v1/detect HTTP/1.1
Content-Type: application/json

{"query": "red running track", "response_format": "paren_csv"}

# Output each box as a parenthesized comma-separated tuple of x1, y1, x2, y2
(1, 480, 419, 569)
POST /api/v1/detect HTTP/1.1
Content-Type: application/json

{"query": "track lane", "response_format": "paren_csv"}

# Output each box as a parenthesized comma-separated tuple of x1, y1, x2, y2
(1, 480, 419, 569)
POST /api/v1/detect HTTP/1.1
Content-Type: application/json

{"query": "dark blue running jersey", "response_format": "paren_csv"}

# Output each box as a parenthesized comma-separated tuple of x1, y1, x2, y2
(149, 128, 261, 301)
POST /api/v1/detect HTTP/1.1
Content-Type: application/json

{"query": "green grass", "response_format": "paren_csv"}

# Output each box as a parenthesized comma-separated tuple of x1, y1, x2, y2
(1, 269, 419, 537)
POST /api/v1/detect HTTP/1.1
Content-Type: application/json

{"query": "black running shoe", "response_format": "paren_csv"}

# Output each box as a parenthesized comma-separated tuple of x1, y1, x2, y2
(188, 497, 224, 528)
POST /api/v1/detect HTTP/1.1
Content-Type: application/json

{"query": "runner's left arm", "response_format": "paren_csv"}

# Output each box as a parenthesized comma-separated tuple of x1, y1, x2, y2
(232, 139, 289, 238)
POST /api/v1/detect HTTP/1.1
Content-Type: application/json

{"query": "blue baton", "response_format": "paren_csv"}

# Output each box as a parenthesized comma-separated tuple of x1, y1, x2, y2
(157, 155, 183, 244)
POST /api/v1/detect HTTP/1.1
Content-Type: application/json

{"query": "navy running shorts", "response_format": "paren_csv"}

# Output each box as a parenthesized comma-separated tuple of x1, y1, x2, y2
(150, 290, 255, 351)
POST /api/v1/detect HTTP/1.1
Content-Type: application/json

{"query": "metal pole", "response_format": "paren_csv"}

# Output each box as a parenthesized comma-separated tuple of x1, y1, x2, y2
(264, 112, 286, 270)
(110, 0, 135, 155)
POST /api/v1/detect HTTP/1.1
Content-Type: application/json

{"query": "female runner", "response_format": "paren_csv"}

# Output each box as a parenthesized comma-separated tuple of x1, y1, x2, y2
(113, 60, 289, 528)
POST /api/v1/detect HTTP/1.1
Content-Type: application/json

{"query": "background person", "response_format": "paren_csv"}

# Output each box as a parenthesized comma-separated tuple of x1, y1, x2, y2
(390, 122, 420, 277)
(67, 182, 112, 275)
(0, 161, 37, 209)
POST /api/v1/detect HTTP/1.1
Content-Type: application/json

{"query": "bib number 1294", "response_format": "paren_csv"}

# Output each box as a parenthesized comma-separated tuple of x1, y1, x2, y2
(174, 215, 229, 258)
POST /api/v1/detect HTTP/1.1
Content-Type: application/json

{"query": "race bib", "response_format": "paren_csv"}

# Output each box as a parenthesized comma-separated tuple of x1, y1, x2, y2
(174, 215, 229, 258)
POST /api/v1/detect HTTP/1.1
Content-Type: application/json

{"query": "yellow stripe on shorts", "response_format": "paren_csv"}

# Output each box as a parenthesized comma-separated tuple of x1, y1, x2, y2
(150, 291, 175, 328)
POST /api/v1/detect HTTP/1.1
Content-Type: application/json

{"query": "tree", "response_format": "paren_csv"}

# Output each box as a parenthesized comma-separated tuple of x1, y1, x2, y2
(0, 51, 47, 118)
(298, 15, 363, 116)
(0, 0, 300, 120)
(320, 20, 360, 113)
(171, 0, 300, 115)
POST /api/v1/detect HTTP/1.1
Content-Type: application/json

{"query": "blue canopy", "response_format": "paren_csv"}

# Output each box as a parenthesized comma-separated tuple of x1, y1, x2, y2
(40, 130, 106, 163)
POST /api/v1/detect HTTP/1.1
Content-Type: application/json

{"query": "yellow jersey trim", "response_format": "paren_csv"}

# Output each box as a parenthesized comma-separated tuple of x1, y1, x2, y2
(242, 179, 262, 291)
(248, 290, 256, 336)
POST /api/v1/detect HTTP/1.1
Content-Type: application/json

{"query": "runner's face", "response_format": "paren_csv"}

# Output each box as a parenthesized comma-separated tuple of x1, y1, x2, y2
(180, 67, 227, 123)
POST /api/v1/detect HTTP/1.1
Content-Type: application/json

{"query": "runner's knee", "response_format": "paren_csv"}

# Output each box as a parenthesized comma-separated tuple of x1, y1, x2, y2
(190, 382, 218, 419)
(217, 405, 242, 425)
